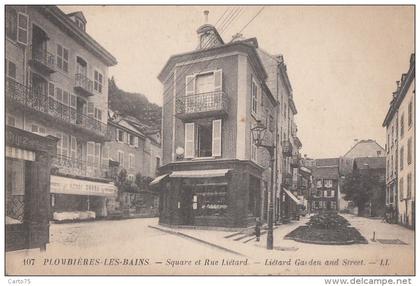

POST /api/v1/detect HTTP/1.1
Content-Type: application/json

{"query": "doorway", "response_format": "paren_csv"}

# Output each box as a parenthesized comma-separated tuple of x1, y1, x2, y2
(180, 186, 193, 225)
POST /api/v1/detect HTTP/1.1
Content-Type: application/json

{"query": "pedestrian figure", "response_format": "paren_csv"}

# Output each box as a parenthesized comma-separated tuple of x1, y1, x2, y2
(255, 217, 261, 242)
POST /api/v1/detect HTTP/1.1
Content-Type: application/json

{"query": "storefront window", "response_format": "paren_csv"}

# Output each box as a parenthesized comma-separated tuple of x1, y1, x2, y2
(194, 185, 228, 216)
(6, 159, 26, 225)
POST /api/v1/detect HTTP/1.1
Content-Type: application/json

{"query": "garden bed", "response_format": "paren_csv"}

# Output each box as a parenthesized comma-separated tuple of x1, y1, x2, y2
(284, 213, 367, 245)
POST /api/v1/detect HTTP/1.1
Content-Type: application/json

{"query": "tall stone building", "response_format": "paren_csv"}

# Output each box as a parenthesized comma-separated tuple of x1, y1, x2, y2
(6, 5, 117, 250)
(383, 53, 415, 228)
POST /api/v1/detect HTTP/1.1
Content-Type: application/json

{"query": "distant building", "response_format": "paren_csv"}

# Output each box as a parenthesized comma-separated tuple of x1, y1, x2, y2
(106, 111, 161, 217)
(310, 158, 340, 212)
(343, 139, 385, 159)
(383, 54, 415, 228)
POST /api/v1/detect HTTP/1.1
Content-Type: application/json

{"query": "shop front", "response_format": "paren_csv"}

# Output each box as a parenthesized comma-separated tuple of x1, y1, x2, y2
(6, 126, 58, 252)
(50, 175, 117, 222)
(152, 160, 263, 228)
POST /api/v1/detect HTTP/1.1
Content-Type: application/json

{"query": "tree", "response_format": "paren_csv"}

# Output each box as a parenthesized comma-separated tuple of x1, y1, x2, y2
(341, 167, 385, 216)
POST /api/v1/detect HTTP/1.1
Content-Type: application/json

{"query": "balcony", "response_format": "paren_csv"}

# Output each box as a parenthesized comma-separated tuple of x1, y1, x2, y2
(29, 46, 56, 74)
(6, 78, 109, 140)
(282, 172, 293, 187)
(74, 73, 94, 96)
(282, 140, 292, 156)
(51, 154, 111, 180)
(175, 91, 229, 120)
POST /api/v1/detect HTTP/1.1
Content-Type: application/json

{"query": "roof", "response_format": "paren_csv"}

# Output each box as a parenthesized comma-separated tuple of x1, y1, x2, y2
(383, 53, 415, 127)
(343, 139, 385, 158)
(158, 38, 268, 83)
(354, 157, 386, 170)
(39, 6, 117, 66)
(67, 11, 87, 23)
(315, 158, 339, 167)
(312, 166, 339, 180)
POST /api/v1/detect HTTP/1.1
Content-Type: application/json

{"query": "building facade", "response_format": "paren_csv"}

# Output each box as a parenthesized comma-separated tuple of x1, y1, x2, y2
(6, 6, 118, 227)
(106, 113, 161, 217)
(154, 17, 301, 228)
(383, 54, 415, 228)
(310, 158, 340, 212)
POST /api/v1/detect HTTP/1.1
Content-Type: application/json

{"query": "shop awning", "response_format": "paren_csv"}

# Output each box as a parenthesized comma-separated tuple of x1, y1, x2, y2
(50, 175, 117, 197)
(6, 146, 35, 161)
(169, 169, 231, 178)
(283, 188, 303, 205)
(149, 173, 170, 187)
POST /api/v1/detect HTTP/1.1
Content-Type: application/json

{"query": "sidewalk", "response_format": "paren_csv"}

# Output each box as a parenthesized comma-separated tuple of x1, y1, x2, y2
(150, 218, 309, 258)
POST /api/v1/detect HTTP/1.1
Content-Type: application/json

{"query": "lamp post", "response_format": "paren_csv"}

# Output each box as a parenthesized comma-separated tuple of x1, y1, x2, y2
(251, 120, 275, 250)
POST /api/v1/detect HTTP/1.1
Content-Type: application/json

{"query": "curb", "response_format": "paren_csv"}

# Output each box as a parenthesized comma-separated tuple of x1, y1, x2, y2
(148, 225, 245, 257)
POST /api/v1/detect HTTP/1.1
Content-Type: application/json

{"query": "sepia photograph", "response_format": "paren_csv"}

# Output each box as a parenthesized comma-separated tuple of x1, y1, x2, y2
(3, 3, 415, 279)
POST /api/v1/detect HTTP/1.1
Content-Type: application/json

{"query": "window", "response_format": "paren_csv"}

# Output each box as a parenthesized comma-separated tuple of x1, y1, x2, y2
(316, 180, 322, 188)
(184, 119, 222, 158)
(118, 151, 124, 167)
(399, 177, 404, 200)
(129, 134, 136, 146)
(251, 140, 258, 162)
(7, 115, 16, 127)
(400, 146, 404, 171)
(391, 126, 394, 145)
(6, 7, 17, 41)
(75, 18, 85, 31)
(156, 157, 160, 170)
(331, 201, 337, 209)
(117, 129, 125, 142)
(269, 114, 274, 132)
(128, 174, 135, 182)
(408, 100, 413, 128)
(324, 180, 333, 188)
(56, 44, 69, 72)
(400, 113, 404, 139)
(6, 159, 26, 225)
(6, 60, 17, 79)
(251, 78, 258, 116)
(407, 173, 412, 199)
(185, 70, 222, 95)
(94, 108, 102, 122)
(94, 70, 103, 93)
(31, 124, 46, 135)
(17, 12, 28, 45)
(129, 154, 135, 169)
(407, 137, 412, 165)
(314, 201, 320, 209)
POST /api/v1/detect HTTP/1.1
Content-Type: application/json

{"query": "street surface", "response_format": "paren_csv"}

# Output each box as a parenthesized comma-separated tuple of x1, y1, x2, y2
(6, 215, 414, 275)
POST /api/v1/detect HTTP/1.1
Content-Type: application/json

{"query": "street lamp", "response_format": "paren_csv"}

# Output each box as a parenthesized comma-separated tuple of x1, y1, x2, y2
(251, 120, 276, 250)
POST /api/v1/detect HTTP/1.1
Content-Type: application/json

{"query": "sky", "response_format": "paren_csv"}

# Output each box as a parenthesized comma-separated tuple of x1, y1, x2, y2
(60, 5, 414, 158)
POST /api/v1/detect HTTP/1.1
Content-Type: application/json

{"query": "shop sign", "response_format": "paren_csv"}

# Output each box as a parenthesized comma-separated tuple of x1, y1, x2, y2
(50, 175, 117, 197)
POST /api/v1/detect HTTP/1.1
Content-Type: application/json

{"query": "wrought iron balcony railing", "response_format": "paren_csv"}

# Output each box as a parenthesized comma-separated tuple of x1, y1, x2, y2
(51, 154, 110, 179)
(30, 46, 56, 74)
(6, 78, 109, 138)
(175, 91, 229, 120)
(75, 73, 94, 96)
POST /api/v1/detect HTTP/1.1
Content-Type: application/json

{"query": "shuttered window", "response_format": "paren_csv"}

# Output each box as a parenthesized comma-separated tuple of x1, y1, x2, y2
(185, 75, 195, 96)
(87, 142, 95, 167)
(17, 12, 28, 45)
(70, 136, 77, 160)
(212, 119, 222, 157)
(214, 70, 222, 91)
(184, 122, 195, 158)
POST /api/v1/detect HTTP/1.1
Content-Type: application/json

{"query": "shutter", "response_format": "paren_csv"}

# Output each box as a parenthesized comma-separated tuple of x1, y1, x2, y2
(48, 83, 55, 97)
(95, 143, 101, 168)
(87, 102, 94, 117)
(87, 142, 95, 166)
(184, 122, 195, 158)
(212, 119, 222, 157)
(70, 136, 77, 160)
(56, 133, 62, 156)
(62, 134, 69, 157)
(17, 12, 28, 45)
(331, 191, 335, 197)
(135, 136, 139, 148)
(185, 75, 195, 96)
(214, 70, 222, 91)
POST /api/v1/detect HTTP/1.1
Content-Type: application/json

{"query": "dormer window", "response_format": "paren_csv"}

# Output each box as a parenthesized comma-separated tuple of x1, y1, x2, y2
(75, 18, 85, 31)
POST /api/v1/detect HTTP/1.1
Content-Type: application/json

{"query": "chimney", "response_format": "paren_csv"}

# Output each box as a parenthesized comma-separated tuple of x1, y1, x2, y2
(203, 10, 209, 24)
